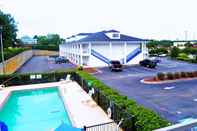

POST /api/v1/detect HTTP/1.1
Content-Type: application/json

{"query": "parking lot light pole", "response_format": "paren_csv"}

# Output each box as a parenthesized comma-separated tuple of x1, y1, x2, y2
(0, 26, 5, 74)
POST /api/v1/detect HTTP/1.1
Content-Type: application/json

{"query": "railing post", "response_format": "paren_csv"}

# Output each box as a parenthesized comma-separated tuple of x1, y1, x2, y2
(97, 89, 100, 106)
(83, 126, 86, 131)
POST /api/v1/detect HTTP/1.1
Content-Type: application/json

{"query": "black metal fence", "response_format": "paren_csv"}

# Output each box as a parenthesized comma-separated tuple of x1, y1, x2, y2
(84, 122, 118, 131)
(73, 73, 136, 131)
(0, 72, 75, 86)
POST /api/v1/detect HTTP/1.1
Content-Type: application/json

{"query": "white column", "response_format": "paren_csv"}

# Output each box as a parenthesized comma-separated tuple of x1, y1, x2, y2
(124, 42, 127, 64)
(74, 43, 76, 63)
(88, 42, 91, 66)
(89, 42, 91, 55)
(80, 43, 83, 66)
(141, 42, 145, 59)
(109, 42, 112, 59)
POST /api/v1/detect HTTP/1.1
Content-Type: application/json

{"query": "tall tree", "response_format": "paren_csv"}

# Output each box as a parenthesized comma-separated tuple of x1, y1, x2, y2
(0, 10, 18, 48)
(36, 34, 62, 45)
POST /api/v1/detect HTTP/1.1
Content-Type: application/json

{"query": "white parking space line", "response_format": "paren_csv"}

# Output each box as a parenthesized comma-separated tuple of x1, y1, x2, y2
(164, 86, 176, 90)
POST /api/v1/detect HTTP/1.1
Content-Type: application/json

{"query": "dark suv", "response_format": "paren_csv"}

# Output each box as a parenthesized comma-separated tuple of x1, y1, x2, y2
(55, 57, 69, 64)
(139, 59, 157, 68)
(108, 60, 122, 71)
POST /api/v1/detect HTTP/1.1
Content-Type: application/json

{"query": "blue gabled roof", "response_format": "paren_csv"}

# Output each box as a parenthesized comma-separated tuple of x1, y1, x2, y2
(77, 33, 92, 36)
(78, 31, 146, 42)
(66, 30, 147, 43)
(102, 29, 120, 33)
(78, 32, 109, 42)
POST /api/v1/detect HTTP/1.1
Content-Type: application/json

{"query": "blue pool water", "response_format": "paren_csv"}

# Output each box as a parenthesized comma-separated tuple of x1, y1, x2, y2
(0, 87, 71, 131)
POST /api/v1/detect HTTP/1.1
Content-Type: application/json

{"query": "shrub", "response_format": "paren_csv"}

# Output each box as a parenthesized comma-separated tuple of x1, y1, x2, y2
(177, 53, 190, 61)
(170, 47, 180, 58)
(174, 72, 181, 79)
(32, 45, 59, 51)
(157, 72, 166, 80)
(166, 72, 174, 80)
(187, 72, 195, 78)
(193, 71, 197, 77)
(180, 72, 187, 78)
(182, 47, 197, 55)
(0, 47, 29, 62)
(77, 66, 83, 71)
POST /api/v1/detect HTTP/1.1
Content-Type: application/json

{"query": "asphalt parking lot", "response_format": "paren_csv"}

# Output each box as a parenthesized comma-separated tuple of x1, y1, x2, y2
(94, 57, 197, 123)
(17, 56, 76, 74)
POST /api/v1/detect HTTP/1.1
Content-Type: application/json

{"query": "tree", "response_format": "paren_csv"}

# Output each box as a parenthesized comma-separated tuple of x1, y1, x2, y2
(147, 40, 158, 49)
(170, 47, 180, 58)
(47, 34, 61, 45)
(36, 36, 49, 45)
(185, 42, 192, 48)
(159, 40, 173, 48)
(0, 10, 18, 48)
(36, 34, 61, 45)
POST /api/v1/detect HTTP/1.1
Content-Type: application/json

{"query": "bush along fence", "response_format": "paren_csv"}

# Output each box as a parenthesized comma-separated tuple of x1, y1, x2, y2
(0, 70, 170, 131)
(31, 45, 59, 51)
(0, 47, 30, 63)
(75, 71, 170, 131)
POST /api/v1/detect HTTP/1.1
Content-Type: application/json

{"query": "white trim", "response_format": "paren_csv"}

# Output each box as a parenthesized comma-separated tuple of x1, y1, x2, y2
(124, 42, 127, 64)
(80, 44, 83, 66)
(64, 41, 147, 44)
(89, 42, 91, 56)
(109, 42, 112, 59)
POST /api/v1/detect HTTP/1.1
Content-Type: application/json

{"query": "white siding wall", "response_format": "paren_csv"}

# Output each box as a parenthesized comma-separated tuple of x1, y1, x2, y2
(60, 41, 146, 67)
(125, 43, 143, 65)
(111, 43, 124, 60)
(89, 43, 110, 67)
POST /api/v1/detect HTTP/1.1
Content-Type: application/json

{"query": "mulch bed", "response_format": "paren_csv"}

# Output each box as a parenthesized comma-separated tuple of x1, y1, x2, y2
(143, 76, 197, 84)
(83, 67, 98, 74)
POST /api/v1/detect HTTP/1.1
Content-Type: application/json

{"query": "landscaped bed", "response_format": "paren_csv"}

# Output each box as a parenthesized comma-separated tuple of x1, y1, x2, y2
(143, 71, 197, 84)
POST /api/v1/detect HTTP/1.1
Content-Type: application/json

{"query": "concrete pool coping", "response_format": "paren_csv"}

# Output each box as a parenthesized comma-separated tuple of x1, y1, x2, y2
(0, 81, 113, 129)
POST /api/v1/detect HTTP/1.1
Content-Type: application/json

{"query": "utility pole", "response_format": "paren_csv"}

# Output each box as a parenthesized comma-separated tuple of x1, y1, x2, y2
(0, 26, 5, 74)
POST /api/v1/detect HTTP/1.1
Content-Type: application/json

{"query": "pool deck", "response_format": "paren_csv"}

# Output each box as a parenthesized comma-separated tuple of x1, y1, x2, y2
(0, 81, 113, 129)
(59, 81, 112, 128)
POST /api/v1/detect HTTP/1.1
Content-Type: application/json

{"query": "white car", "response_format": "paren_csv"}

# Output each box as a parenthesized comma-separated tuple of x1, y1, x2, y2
(159, 54, 167, 57)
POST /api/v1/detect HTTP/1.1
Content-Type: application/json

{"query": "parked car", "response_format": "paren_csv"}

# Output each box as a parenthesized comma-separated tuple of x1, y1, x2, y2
(108, 60, 122, 71)
(159, 54, 167, 57)
(139, 59, 157, 68)
(55, 57, 69, 64)
(152, 59, 161, 63)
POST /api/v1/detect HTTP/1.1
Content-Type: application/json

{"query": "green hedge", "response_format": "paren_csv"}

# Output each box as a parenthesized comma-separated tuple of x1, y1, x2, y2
(76, 71, 170, 131)
(32, 44, 59, 51)
(0, 69, 75, 86)
(0, 47, 29, 62)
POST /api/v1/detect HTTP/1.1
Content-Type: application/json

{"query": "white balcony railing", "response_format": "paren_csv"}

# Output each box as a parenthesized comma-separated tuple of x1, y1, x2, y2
(154, 119, 197, 131)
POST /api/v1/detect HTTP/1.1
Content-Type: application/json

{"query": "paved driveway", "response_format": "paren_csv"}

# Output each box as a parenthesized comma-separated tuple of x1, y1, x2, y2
(94, 58, 197, 123)
(17, 56, 76, 74)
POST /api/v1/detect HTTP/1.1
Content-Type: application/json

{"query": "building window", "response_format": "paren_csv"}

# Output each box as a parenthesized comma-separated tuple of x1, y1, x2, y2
(112, 33, 120, 38)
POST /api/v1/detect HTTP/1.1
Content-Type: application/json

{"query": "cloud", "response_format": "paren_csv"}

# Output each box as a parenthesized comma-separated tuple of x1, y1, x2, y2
(1, 0, 197, 40)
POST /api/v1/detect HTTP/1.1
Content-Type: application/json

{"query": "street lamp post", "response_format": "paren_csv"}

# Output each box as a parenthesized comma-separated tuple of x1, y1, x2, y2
(0, 26, 5, 74)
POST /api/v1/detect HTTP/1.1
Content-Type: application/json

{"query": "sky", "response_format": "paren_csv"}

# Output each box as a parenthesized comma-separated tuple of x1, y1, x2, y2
(0, 0, 197, 40)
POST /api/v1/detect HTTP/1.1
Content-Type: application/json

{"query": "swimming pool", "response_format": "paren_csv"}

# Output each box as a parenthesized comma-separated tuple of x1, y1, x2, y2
(0, 87, 71, 131)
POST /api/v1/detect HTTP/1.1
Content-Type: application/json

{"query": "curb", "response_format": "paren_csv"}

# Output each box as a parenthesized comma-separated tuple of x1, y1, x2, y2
(141, 77, 197, 84)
